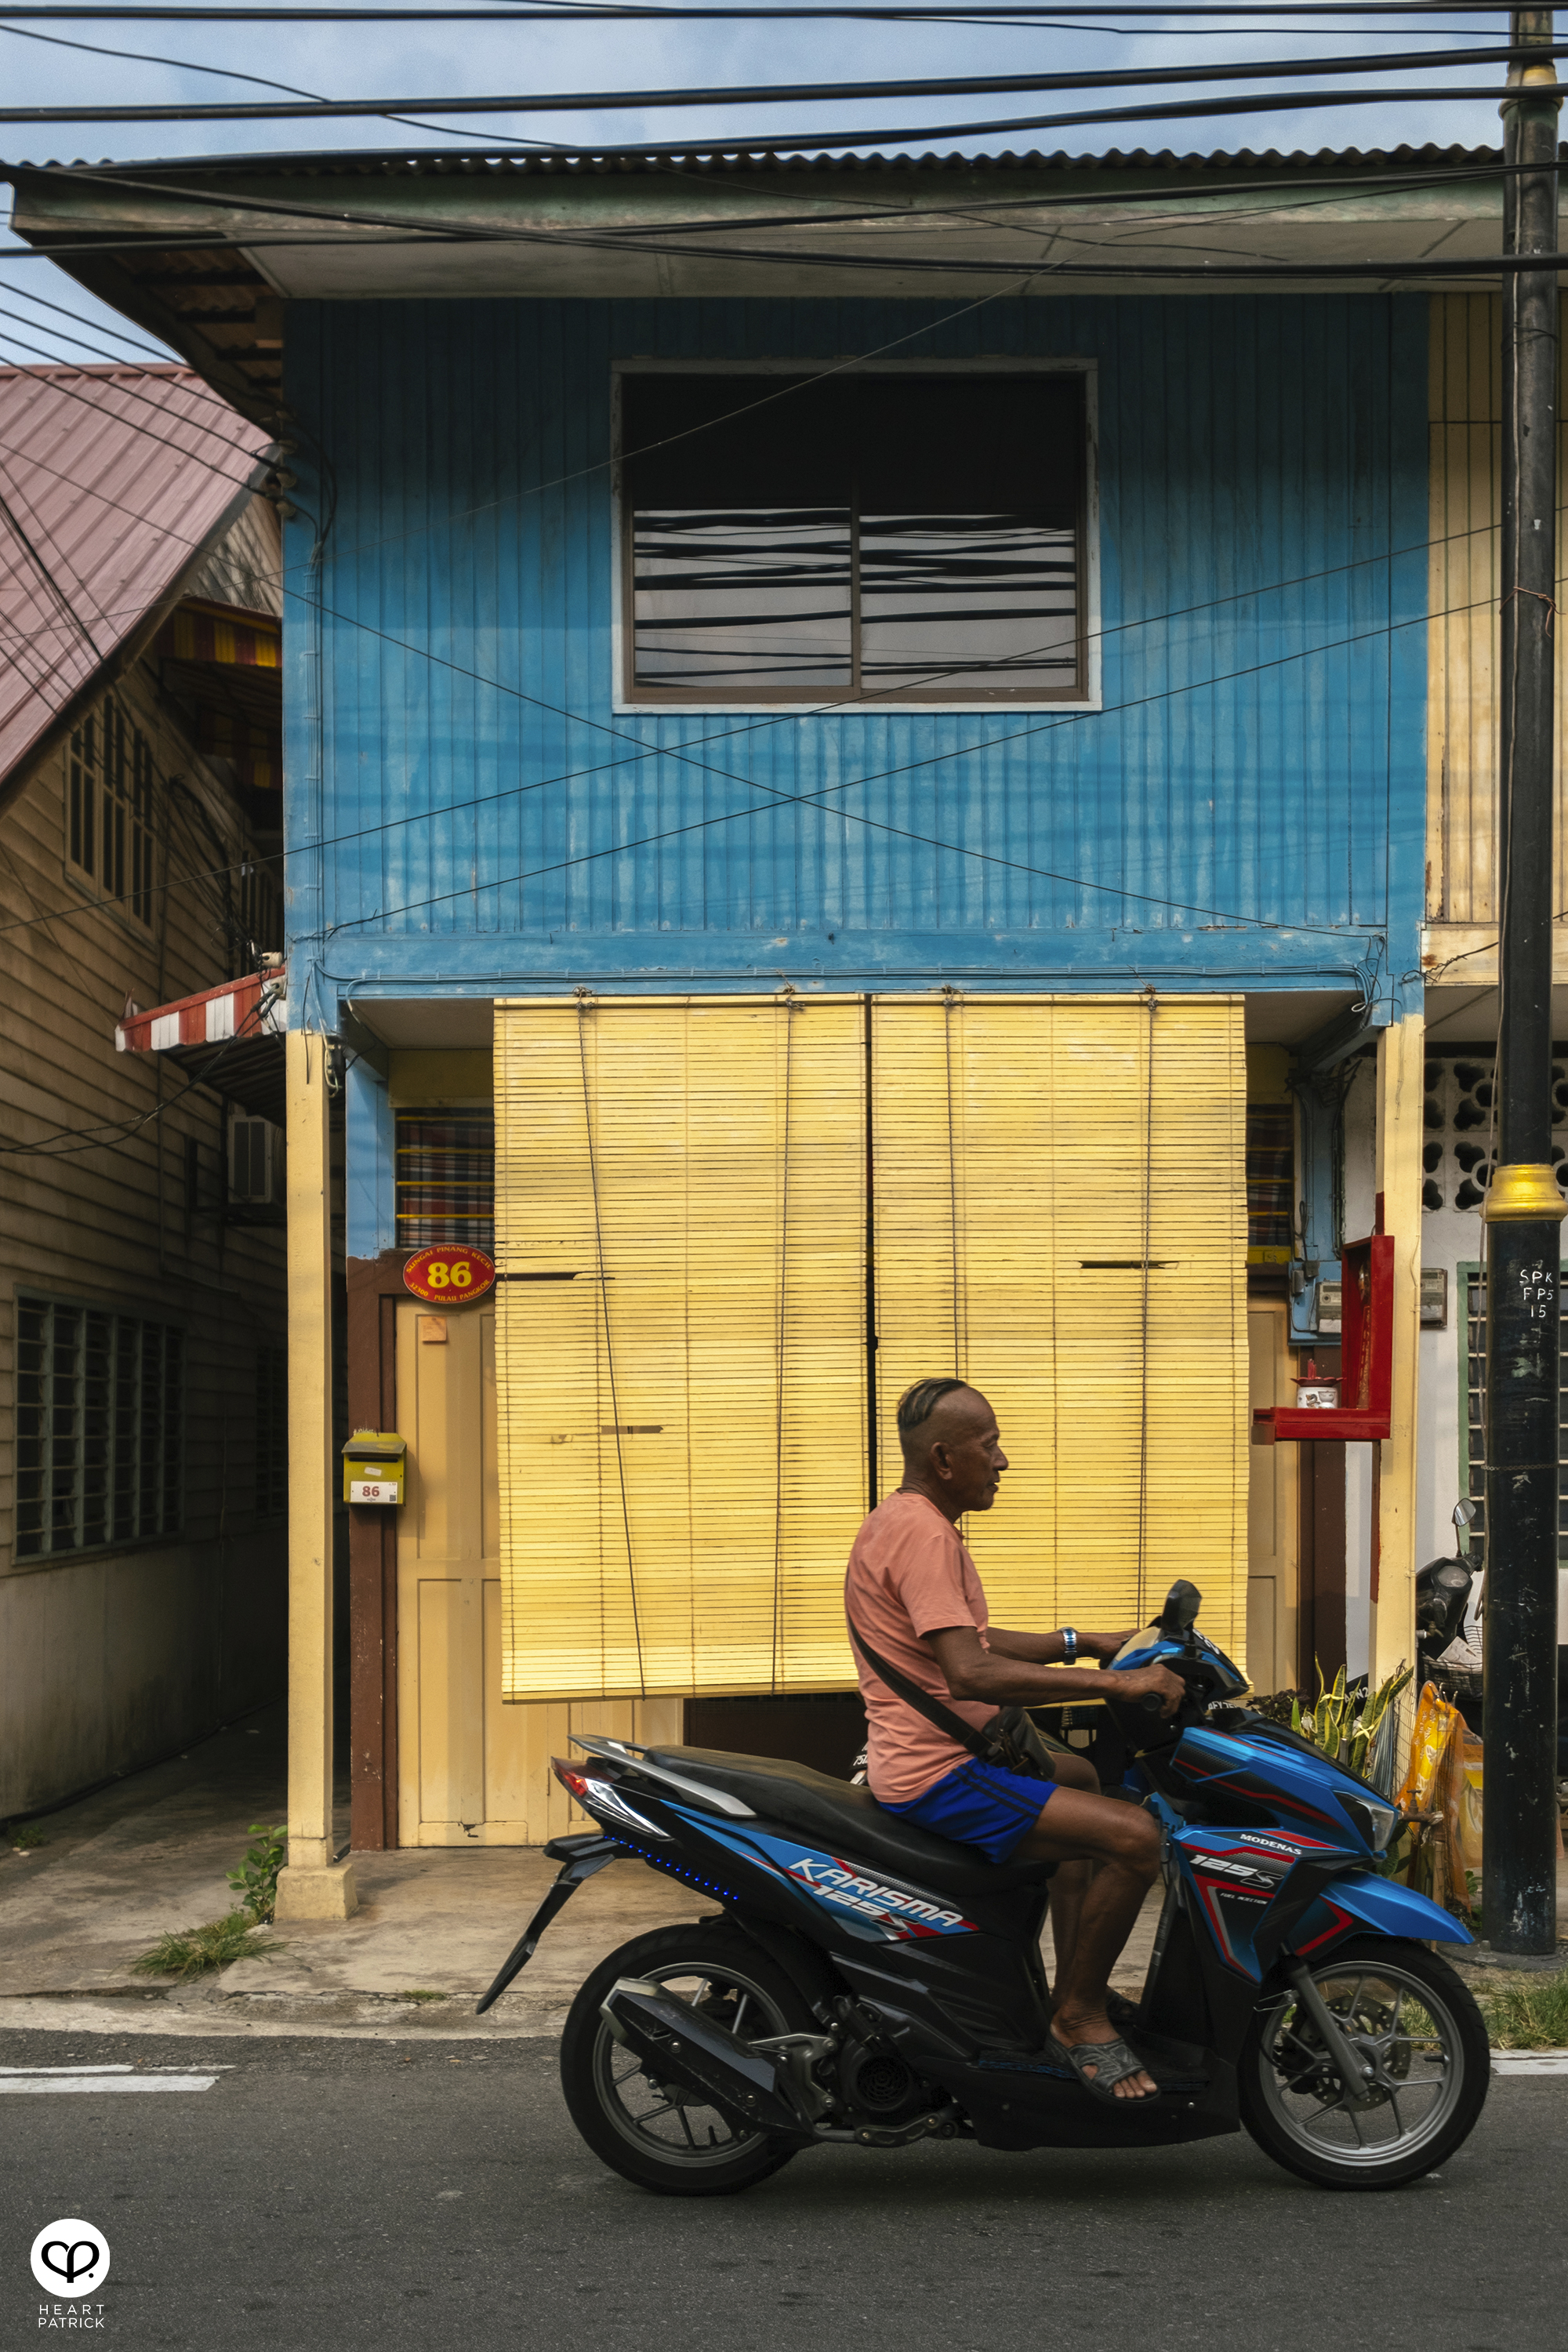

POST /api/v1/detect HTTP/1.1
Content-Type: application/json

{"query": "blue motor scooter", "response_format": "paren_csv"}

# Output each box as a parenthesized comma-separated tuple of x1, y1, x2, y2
(478, 1578, 1486, 2194)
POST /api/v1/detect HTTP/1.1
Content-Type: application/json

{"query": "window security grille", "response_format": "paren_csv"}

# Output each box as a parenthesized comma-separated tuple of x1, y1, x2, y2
(1246, 1102, 1294, 1261)
(1422, 1052, 1568, 1211)
(395, 1110, 495, 1251)
(67, 696, 155, 923)
(238, 859, 282, 961)
(621, 372, 1087, 704)
(16, 1299, 183, 1558)
(255, 1342, 286, 1520)
(1461, 1268, 1568, 1567)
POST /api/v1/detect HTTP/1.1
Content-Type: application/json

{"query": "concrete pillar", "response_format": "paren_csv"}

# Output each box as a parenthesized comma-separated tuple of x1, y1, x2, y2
(1370, 1012, 1425, 1695)
(274, 1029, 358, 1922)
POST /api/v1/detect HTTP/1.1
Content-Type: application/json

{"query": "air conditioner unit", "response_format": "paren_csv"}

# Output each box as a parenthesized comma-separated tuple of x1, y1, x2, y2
(229, 1116, 282, 1206)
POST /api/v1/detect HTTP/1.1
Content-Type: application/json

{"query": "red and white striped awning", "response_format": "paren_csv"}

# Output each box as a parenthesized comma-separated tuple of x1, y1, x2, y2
(117, 968, 285, 1054)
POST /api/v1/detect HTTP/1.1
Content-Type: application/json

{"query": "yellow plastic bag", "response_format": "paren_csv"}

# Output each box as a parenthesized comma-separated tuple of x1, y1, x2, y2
(1396, 1682, 1461, 1817)
(1436, 1730, 1483, 1918)
(1396, 1682, 1467, 1911)
(1454, 1734, 1483, 1878)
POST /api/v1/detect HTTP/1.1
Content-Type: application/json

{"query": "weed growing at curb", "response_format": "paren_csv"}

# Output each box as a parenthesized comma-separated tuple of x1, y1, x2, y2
(132, 1911, 285, 1979)
(7, 1824, 46, 1851)
(1475, 1966, 1568, 2049)
(397, 1989, 448, 2004)
(227, 1823, 289, 1924)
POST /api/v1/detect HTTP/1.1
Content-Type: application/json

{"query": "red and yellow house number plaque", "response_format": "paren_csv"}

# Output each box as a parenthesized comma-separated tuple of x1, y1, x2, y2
(402, 1245, 497, 1305)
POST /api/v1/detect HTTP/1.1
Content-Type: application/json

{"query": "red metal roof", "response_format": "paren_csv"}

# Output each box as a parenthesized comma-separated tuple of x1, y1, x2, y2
(0, 363, 272, 794)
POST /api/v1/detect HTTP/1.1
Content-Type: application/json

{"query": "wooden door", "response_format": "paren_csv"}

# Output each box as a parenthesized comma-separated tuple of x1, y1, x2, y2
(394, 1299, 681, 1846)
(1246, 1301, 1299, 1699)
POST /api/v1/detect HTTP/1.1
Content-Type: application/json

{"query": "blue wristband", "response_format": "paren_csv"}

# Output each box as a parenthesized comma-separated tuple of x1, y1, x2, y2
(1062, 1626, 1079, 1665)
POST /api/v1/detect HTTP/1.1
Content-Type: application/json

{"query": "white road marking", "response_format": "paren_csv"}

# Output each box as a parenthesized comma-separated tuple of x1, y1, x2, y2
(0, 2069, 218, 2093)
(0, 2065, 133, 2075)
(1490, 2051, 1568, 2075)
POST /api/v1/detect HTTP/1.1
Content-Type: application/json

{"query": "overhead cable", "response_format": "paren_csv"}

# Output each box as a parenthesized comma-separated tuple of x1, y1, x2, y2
(0, 4, 1537, 18)
(6, 150, 1561, 291)
(0, 84, 1552, 150)
(0, 543, 1507, 948)
(0, 38, 1559, 122)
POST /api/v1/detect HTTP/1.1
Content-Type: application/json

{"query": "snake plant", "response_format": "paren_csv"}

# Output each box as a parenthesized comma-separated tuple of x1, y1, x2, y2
(1292, 1661, 1414, 1779)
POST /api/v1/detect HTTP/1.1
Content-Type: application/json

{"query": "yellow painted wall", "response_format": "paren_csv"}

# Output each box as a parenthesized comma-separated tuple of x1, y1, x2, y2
(387, 1050, 493, 1106)
(1427, 292, 1568, 933)
(1246, 1301, 1298, 1697)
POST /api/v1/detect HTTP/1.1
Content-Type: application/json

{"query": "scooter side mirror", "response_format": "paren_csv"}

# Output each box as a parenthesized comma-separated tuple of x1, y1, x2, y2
(1158, 1580, 1202, 1636)
(1453, 1500, 1477, 1529)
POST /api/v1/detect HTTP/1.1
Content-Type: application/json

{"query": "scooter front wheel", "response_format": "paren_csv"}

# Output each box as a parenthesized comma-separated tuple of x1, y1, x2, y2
(1240, 1935, 1489, 2190)
(560, 1922, 811, 2197)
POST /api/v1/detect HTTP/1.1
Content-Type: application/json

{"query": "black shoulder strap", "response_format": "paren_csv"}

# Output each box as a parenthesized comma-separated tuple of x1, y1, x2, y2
(844, 1605, 996, 1766)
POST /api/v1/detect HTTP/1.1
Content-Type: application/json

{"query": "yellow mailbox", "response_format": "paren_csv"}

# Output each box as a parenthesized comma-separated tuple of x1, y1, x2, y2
(342, 1429, 407, 1506)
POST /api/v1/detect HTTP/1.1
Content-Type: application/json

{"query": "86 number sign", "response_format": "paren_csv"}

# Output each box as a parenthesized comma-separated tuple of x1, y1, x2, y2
(402, 1245, 496, 1305)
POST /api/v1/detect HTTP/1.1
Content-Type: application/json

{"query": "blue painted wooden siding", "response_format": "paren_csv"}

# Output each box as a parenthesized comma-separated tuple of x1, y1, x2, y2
(283, 294, 1427, 1004)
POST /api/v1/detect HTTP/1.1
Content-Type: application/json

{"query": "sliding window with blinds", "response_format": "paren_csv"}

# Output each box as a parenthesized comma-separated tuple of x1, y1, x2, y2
(495, 992, 1249, 1706)
(495, 996, 869, 1700)
(872, 996, 1250, 1668)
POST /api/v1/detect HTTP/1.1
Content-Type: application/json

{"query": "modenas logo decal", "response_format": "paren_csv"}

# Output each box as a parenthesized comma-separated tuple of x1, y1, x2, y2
(782, 1855, 976, 1937)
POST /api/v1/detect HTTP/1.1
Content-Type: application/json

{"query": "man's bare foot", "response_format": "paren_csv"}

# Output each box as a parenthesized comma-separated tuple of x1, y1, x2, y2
(1052, 2003, 1159, 2100)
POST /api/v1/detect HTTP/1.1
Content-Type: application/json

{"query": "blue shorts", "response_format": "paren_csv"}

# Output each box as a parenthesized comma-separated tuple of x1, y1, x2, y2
(881, 1759, 1057, 1864)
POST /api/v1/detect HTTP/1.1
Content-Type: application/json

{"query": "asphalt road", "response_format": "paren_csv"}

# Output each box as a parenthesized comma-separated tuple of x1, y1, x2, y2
(1, 2027, 1563, 2352)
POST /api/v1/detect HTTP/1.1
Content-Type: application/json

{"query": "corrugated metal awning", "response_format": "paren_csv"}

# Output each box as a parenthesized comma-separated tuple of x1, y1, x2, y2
(117, 967, 285, 1121)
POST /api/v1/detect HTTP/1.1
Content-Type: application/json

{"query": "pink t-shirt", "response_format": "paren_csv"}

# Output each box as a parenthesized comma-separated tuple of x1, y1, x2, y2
(844, 1489, 995, 1806)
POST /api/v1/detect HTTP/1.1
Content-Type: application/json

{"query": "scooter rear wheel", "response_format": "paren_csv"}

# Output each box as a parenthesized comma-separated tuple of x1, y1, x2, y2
(1240, 1935, 1489, 2190)
(560, 1921, 812, 2197)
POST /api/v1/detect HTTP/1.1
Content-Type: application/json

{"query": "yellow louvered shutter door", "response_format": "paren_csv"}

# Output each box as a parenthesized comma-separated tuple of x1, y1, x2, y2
(495, 996, 866, 1701)
(872, 996, 1249, 1670)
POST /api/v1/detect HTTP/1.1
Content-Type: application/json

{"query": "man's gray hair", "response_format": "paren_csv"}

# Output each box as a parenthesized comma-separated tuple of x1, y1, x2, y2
(896, 1376, 974, 1447)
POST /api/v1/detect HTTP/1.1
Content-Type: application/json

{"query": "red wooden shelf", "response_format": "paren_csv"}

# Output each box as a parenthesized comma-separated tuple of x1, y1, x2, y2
(1252, 1233, 1393, 1446)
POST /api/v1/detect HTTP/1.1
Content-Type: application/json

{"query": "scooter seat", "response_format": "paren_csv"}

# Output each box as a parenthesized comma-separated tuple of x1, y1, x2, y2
(644, 1745, 1058, 1900)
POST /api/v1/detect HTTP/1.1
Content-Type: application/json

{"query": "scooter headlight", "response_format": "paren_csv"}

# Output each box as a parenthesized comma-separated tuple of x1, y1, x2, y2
(1341, 1795, 1399, 1853)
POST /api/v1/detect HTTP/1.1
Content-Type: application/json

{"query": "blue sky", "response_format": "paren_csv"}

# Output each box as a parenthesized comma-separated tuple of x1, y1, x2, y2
(0, 8, 1530, 364)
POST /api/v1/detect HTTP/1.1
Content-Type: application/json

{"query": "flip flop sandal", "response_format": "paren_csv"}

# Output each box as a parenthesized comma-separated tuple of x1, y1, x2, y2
(1048, 2031, 1162, 2107)
(1051, 1989, 1146, 2043)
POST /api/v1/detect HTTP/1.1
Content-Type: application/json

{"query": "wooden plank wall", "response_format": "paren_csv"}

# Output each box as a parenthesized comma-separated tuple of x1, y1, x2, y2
(1427, 292, 1568, 925)
(0, 503, 293, 1809)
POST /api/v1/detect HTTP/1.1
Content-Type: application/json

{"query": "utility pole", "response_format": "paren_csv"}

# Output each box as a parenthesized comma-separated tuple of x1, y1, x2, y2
(1484, 7, 1563, 1958)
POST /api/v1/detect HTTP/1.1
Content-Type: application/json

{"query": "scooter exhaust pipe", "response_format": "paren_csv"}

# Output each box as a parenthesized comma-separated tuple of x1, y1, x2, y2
(601, 1978, 810, 2141)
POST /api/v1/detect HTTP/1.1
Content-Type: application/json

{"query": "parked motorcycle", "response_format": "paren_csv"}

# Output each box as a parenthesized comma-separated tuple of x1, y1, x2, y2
(1416, 1501, 1481, 1720)
(477, 1579, 1488, 2194)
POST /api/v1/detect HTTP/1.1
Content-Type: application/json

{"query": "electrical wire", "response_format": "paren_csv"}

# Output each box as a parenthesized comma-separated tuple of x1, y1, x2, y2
(0, 277, 176, 358)
(0, 532, 1507, 978)
(17, 221, 1568, 283)
(0, 337, 277, 459)
(12, 550, 1476, 947)
(1, 982, 283, 1154)
(0, 37, 1559, 122)
(0, 353, 270, 487)
(2, 149, 1544, 276)
(0, 5, 1539, 17)
(0, 16, 642, 156)
(0, 335, 270, 448)
(0, 411, 1537, 935)
(307, 583, 1442, 942)
(0, 212, 1540, 942)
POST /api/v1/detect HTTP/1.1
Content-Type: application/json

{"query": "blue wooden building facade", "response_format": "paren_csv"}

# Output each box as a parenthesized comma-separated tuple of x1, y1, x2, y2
(14, 147, 1479, 1895)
